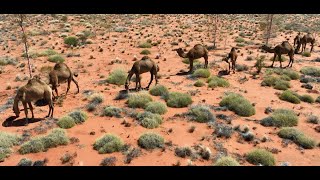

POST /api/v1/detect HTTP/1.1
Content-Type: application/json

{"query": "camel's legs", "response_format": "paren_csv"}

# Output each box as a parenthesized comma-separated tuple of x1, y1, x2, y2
(227, 61, 231, 73)
(279, 54, 283, 68)
(28, 102, 34, 119)
(204, 54, 208, 69)
(135, 73, 140, 91)
(311, 42, 314, 53)
(125, 71, 134, 90)
(66, 78, 72, 95)
(270, 53, 276, 67)
(22, 102, 28, 125)
(188, 59, 193, 73)
(146, 72, 154, 89)
(72, 77, 80, 94)
(155, 70, 159, 85)
(232, 61, 236, 73)
(54, 87, 59, 97)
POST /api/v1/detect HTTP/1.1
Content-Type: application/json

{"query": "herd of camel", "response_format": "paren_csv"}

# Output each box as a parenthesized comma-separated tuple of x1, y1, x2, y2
(11, 32, 316, 125)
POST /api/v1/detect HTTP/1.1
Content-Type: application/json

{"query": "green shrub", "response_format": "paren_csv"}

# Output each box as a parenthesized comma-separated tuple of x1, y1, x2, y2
(235, 64, 249, 72)
(182, 58, 199, 64)
(300, 67, 320, 77)
(145, 101, 168, 115)
(207, 76, 230, 88)
(299, 94, 315, 104)
(194, 80, 205, 87)
(316, 96, 320, 103)
(0, 56, 19, 66)
(89, 93, 104, 104)
(219, 93, 255, 117)
(137, 111, 163, 129)
(193, 69, 211, 78)
(307, 115, 319, 124)
(279, 90, 301, 104)
(0, 132, 21, 161)
(166, 92, 192, 108)
(149, 85, 169, 97)
(274, 80, 290, 90)
(93, 134, 124, 154)
(280, 74, 291, 81)
(107, 69, 127, 85)
(138, 42, 152, 48)
(302, 52, 311, 57)
(64, 36, 79, 46)
(235, 37, 245, 43)
(261, 109, 298, 127)
(103, 106, 123, 118)
(261, 76, 278, 87)
(19, 128, 69, 154)
(57, 116, 76, 129)
(214, 156, 240, 166)
(39, 49, 58, 57)
(140, 49, 151, 55)
(138, 133, 164, 149)
(246, 149, 275, 166)
(282, 69, 300, 80)
(187, 105, 215, 123)
(278, 127, 316, 149)
(261, 76, 290, 90)
(127, 92, 153, 108)
(68, 110, 88, 124)
(48, 55, 65, 63)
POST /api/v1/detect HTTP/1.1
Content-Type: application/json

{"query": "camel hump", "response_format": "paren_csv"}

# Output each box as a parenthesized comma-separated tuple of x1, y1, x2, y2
(141, 56, 150, 60)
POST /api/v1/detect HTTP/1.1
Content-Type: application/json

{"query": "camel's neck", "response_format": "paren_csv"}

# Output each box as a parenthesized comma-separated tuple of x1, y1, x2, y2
(177, 51, 188, 58)
(263, 47, 275, 53)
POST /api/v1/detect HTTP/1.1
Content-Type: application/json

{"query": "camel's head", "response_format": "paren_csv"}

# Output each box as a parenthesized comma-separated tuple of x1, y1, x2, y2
(173, 48, 184, 54)
(260, 44, 269, 51)
(12, 97, 20, 117)
(231, 47, 236, 52)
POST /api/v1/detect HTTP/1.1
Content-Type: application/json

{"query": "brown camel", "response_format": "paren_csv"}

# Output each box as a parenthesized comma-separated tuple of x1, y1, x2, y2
(298, 33, 315, 53)
(223, 47, 237, 74)
(13, 75, 54, 125)
(293, 32, 302, 54)
(125, 56, 159, 91)
(49, 63, 79, 97)
(173, 44, 208, 73)
(261, 41, 295, 68)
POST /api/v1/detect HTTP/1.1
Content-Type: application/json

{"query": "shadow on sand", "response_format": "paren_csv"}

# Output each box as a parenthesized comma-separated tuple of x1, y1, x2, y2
(2, 116, 43, 127)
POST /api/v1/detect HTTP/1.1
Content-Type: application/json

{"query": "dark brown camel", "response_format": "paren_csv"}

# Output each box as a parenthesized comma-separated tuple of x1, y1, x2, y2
(173, 44, 208, 73)
(223, 47, 237, 74)
(298, 33, 315, 53)
(293, 32, 302, 54)
(261, 41, 295, 68)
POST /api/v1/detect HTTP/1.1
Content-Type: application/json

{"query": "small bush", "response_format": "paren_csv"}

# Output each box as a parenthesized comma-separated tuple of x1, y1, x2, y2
(302, 52, 311, 57)
(149, 85, 169, 97)
(68, 110, 88, 124)
(64, 36, 79, 46)
(261, 109, 298, 127)
(145, 101, 168, 115)
(140, 49, 151, 55)
(235, 64, 249, 72)
(219, 93, 255, 117)
(193, 69, 211, 78)
(48, 55, 65, 63)
(246, 149, 275, 166)
(107, 69, 127, 85)
(103, 106, 123, 118)
(300, 67, 320, 77)
(137, 111, 163, 129)
(194, 80, 205, 87)
(166, 92, 192, 108)
(138, 42, 152, 48)
(17, 158, 33, 166)
(127, 92, 153, 108)
(19, 128, 69, 154)
(214, 156, 240, 166)
(0, 132, 21, 161)
(299, 94, 314, 104)
(100, 157, 117, 166)
(274, 80, 290, 90)
(278, 128, 316, 149)
(187, 105, 215, 123)
(279, 90, 301, 104)
(307, 115, 319, 124)
(89, 93, 104, 104)
(214, 124, 234, 138)
(93, 134, 124, 154)
(261, 76, 290, 90)
(261, 76, 278, 87)
(207, 76, 230, 88)
(57, 116, 75, 129)
(282, 69, 300, 80)
(175, 147, 193, 158)
(316, 96, 320, 103)
(138, 133, 164, 150)
(0, 56, 19, 66)
(39, 49, 58, 57)
(235, 37, 245, 43)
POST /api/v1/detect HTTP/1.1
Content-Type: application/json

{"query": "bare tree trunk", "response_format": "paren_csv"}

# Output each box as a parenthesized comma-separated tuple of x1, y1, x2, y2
(18, 14, 32, 78)
(213, 14, 218, 48)
(265, 14, 273, 46)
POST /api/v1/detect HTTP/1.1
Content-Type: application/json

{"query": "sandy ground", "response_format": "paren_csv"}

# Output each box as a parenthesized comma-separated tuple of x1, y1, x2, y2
(0, 14, 319, 166)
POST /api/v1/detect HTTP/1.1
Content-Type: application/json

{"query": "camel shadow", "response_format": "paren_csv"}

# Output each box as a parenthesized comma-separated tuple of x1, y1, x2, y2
(2, 116, 43, 127)
(218, 70, 230, 77)
(176, 70, 191, 76)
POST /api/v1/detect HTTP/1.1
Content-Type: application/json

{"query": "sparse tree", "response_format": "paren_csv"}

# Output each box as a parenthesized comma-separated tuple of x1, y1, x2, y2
(265, 14, 274, 46)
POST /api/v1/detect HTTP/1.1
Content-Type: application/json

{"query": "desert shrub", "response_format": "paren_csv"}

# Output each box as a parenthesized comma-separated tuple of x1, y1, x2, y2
(219, 93, 255, 117)
(187, 105, 215, 123)
(68, 110, 88, 124)
(194, 80, 205, 87)
(138, 42, 152, 48)
(145, 101, 167, 115)
(127, 92, 153, 108)
(149, 84, 169, 97)
(89, 93, 104, 104)
(166, 92, 192, 108)
(0, 56, 19, 66)
(278, 128, 316, 149)
(39, 49, 58, 57)
(279, 90, 301, 104)
(307, 115, 319, 124)
(174, 147, 193, 158)
(274, 80, 290, 90)
(235, 37, 245, 43)
(140, 49, 151, 55)
(261, 76, 278, 87)
(316, 96, 320, 103)
(261, 76, 290, 90)
(182, 58, 199, 64)
(246, 56, 254, 61)
(138, 132, 164, 149)
(103, 106, 123, 118)
(207, 76, 230, 88)
(193, 69, 211, 78)
(235, 64, 249, 72)
(19, 128, 69, 154)
(57, 116, 75, 129)
(100, 157, 117, 166)
(261, 109, 298, 127)
(93, 134, 124, 154)
(214, 124, 234, 138)
(282, 69, 300, 80)
(106, 69, 127, 85)
(214, 156, 240, 166)
(64, 36, 79, 46)
(48, 55, 65, 63)
(17, 158, 33, 166)
(302, 52, 311, 57)
(300, 67, 320, 77)
(246, 149, 275, 166)
(299, 94, 314, 104)
(0, 132, 21, 161)
(280, 74, 291, 81)
(136, 111, 163, 129)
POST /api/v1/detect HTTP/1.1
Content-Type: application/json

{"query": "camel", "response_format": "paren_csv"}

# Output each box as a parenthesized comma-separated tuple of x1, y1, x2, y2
(173, 44, 208, 73)
(261, 41, 295, 68)
(125, 56, 159, 91)
(298, 33, 315, 53)
(12, 75, 54, 125)
(293, 32, 302, 54)
(49, 63, 79, 97)
(223, 47, 237, 74)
